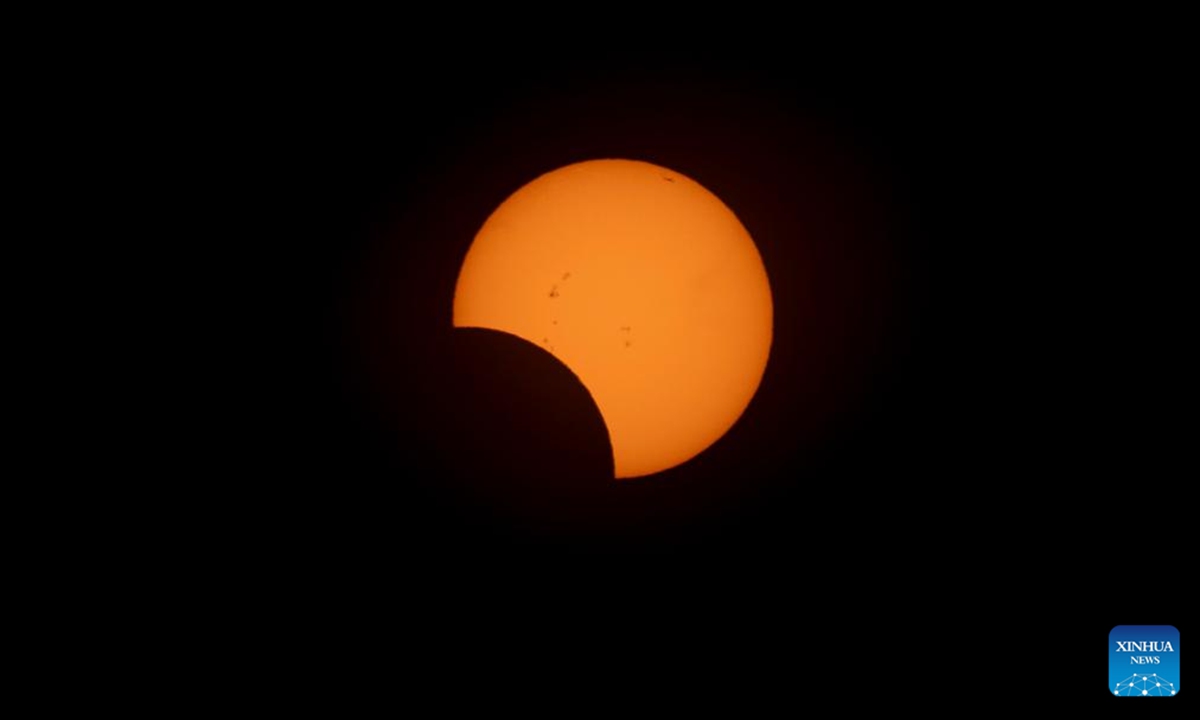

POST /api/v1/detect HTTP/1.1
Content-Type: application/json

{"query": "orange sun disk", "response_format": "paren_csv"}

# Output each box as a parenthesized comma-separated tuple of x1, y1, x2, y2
(453, 159, 772, 479)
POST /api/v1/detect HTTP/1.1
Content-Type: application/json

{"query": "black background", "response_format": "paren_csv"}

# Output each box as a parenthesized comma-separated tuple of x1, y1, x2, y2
(219, 24, 1190, 709)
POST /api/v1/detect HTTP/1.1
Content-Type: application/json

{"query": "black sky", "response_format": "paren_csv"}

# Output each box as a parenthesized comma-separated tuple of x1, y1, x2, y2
(219, 33, 1190, 707)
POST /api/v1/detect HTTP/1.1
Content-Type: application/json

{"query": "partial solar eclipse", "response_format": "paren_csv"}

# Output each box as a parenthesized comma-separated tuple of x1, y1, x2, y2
(454, 159, 772, 479)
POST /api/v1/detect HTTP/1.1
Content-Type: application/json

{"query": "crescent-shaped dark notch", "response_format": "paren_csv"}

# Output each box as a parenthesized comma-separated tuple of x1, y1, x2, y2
(425, 327, 617, 542)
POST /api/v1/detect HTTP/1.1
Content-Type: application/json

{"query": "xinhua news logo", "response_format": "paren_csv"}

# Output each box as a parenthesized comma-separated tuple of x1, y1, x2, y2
(1110, 625, 1180, 697)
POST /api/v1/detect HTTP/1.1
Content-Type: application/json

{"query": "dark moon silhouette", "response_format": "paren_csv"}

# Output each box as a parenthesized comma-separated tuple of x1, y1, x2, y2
(422, 327, 618, 543)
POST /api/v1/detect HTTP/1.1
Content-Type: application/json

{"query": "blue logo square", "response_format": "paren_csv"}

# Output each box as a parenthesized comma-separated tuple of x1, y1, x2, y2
(1110, 625, 1180, 697)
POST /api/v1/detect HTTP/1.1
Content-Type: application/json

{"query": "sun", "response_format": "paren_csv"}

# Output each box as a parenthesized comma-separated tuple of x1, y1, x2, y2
(454, 159, 772, 478)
